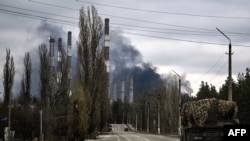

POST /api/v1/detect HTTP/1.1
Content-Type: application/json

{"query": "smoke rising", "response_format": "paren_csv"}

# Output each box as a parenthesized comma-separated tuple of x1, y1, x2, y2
(109, 30, 193, 100)
(27, 21, 75, 97)
(162, 72, 193, 96)
(10, 21, 192, 101)
(109, 30, 161, 99)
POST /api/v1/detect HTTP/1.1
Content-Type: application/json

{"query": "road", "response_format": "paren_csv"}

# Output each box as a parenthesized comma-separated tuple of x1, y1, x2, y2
(86, 124, 179, 141)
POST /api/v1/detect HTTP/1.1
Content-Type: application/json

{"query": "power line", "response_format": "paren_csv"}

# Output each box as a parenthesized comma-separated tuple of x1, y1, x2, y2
(27, 0, 250, 35)
(2, 3, 211, 34)
(192, 54, 225, 83)
(28, 0, 80, 11)
(3, 2, 250, 36)
(0, 8, 77, 26)
(111, 23, 250, 36)
(1, 3, 249, 47)
(75, 0, 250, 20)
(111, 26, 249, 37)
(121, 31, 250, 48)
(101, 13, 215, 31)
(1, 8, 249, 48)
(209, 61, 227, 83)
(27, 0, 215, 32)
(2, 2, 218, 35)
(111, 23, 216, 34)
(0, 3, 78, 20)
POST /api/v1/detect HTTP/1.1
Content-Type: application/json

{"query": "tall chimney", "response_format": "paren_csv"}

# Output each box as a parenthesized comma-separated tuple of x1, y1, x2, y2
(67, 31, 72, 96)
(104, 18, 110, 99)
(49, 36, 55, 72)
(112, 80, 117, 102)
(129, 75, 134, 103)
(67, 31, 72, 80)
(57, 38, 62, 84)
(121, 80, 125, 102)
(48, 36, 55, 108)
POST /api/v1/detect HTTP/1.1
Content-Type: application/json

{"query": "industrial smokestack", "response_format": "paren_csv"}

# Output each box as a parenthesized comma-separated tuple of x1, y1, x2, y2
(104, 18, 110, 99)
(49, 36, 55, 72)
(121, 79, 125, 102)
(48, 36, 55, 108)
(67, 31, 72, 80)
(112, 80, 117, 102)
(104, 18, 110, 64)
(57, 38, 62, 84)
(67, 31, 72, 96)
(129, 75, 134, 103)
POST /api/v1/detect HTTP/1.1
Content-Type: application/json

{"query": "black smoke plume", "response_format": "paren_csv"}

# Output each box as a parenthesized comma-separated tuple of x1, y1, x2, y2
(109, 30, 161, 100)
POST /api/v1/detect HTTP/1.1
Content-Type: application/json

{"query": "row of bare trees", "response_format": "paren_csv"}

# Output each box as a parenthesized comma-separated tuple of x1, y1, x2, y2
(68, 5, 111, 140)
(131, 82, 178, 134)
(1, 5, 111, 141)
(37, 5, 111, 141)
(0, 48, 36, 140)
(111, 78, 181, 134)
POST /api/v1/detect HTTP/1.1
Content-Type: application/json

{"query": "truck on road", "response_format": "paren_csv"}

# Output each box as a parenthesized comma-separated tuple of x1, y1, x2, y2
(180, 98, 239, 141)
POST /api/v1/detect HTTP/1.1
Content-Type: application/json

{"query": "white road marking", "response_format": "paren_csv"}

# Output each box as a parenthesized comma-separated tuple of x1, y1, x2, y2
(112, 124, 121, 141)
(134, 135, 151, 141)
(114, 133, 121, 141)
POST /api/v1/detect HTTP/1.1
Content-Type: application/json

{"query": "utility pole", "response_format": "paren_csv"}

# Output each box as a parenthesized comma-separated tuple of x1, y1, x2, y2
(115, 113, 116, 124)
(172, 70, 181, 137)
(40, 110, 43, 141)
(135, 113, 137, 132)
(8, 88, 12, 141)
(157, 93, 160, 134)
(147, 102, 149, 133)
(216, 28, 232, 101)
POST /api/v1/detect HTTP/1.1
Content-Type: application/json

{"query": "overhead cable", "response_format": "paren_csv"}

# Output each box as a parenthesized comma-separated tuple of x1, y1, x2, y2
(27, 0, 216, 31)
(75, 0, 250, 20)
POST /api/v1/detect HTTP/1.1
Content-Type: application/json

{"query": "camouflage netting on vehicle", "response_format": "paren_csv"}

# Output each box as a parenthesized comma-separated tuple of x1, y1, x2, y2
(181, 98, 239, 127)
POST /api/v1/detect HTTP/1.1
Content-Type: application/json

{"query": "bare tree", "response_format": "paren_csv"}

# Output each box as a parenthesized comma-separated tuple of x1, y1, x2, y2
(19, 52, 32, 105)
(131, 79, 179, 134)
(75, 5, 108, 138)
(3, 48, 15, 106)
(53, 43, 71, 139)
(39, 44, 50, 107)
(15, 52, 33, 140)
(68, 77, 88, 141)
(39, 44, 54, 141)
(162, 79, 179, 133)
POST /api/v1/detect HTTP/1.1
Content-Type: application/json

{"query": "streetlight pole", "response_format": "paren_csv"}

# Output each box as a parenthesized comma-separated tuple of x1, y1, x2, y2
(40, 110, 43, 141)
(157, 94, 160, 134)
(147, 102, 149, 133)
(154, 88, 160, 134)
(135, 113, 137, 132)
(8, 84, 12, 141)
(216, 28, 232, 101)
(172, 70, 181, 137)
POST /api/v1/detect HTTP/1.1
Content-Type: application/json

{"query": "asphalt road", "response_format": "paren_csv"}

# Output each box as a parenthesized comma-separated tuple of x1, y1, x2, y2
(86, 124, 179, 141)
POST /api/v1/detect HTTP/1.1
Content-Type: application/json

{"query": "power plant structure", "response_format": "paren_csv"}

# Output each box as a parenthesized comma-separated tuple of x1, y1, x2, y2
(47, 31, 72, 101)
(111, 76, 133, 103)
(120, 80, 125, 102)
(67, 31, 72, 96)
(49, 37, 55, 72)
(55, 32, 72, 95)
(48, 36, 55, 108)
(112, 80, 117, 102)
(129, 75, 134, 103)
(103, 18, 110, 100)
(57, 38, 62, 84)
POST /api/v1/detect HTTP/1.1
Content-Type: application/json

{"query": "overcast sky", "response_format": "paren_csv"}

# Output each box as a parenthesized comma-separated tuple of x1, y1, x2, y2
(0, 0, 250, 98)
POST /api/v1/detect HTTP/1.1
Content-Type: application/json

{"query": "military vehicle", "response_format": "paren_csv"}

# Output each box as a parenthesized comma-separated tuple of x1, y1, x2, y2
(180, 98, 239, 141)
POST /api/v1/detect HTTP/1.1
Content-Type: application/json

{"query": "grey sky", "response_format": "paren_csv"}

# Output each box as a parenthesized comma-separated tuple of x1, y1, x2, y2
(0, 0, 250, 98)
